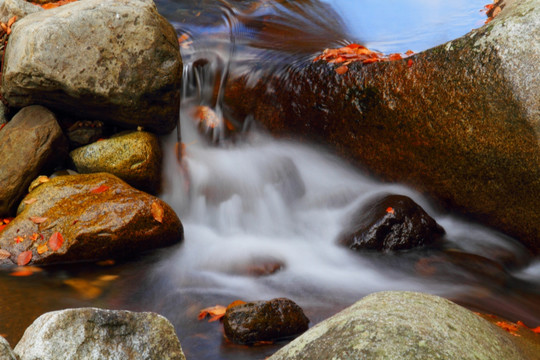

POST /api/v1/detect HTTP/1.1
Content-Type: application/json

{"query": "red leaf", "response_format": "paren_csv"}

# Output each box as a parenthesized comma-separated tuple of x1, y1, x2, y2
(14, 236, 24, 244)
(17, 251, 32, 266)
(386, 207, 395, 214)
(48, 232, 64, 251)
(407, 59, 414, 68)
(90, 185, 109, 194)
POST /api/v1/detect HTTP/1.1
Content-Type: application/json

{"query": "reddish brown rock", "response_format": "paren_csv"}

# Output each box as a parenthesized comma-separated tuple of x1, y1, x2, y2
(223, 298, 309, 344)
(0, 172, 182, 266)
(0, 105, 68, 217)
(224, 0, 540, 253)
(338, 195, 445, 252)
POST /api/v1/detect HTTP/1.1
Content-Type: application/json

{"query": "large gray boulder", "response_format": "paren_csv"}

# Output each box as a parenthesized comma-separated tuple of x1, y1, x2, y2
(0, 105, 67, 217)
(2, 0, 182, 134)
(268, 291, 528, 360)
(224, 0, 540, 254)
(14, 308, 186, 360)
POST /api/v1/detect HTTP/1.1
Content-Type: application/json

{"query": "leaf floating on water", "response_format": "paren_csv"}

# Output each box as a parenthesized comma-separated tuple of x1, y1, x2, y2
(198, 305, 227, 322)
(17, 251, 32, 266)
(48, 232, 64, 251)
(90, 184, 109, 194)
(10, 266, 42, 277)
(151, 201, 164, 223)
(0, 249, 11, 259)
(29, 216, 48, 224)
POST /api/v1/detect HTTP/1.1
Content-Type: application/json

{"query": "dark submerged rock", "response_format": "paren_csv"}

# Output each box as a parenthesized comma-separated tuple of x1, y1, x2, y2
(223, 298, 309, 344)
(0, 105, 67, 217)
(338, 194, 445, 252)
(224, 0, 540, 253)
(14, 308, 186, 360)
(0, 172, 182, 266)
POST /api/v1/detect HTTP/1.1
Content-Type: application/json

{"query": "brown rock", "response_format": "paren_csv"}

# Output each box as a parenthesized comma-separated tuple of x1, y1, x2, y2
(223, 298, 309, 344)
(0, 105, 67, 217)
(338, 194, 445, 252)
(224, 0, 540, 253)
(0, 172, 182, 266)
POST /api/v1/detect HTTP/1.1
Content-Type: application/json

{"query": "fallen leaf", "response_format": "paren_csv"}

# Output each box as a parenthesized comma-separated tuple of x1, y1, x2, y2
(407, 59, 413, 68)
(405, 50, 415, 56)
(90, 184, 109, 194)
(516, 320, 540, 334)
(335, 65, 348, 75)
(151, 201, 164, 223)
(495, 321, 520, 336)
(226, 300, 246, 310)
(10, 269, 34, 277)
(14, 236, 24, 244)
(0, 249, 11, 259)
(30, 233, 40, 241)
(48, 232, 64, 251)
(7, 15, 16, 28)
(23, 198, 38, 205)
(198, 305, 227, 322)
(37, 243, 49, 254)
(386, 207, 395, 214)
(29, 216, 48, 224)
(17, 251, 32, 266)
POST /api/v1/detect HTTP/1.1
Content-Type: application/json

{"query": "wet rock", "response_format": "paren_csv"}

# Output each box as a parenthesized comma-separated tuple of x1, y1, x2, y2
(224, 0, 540, 253)
(0, 336, 16, 360)
(223, 298, 309, 344)
(2, 0, 182, 134)
(268, 291, 528, 360)
(338, 194, 445, 252)
(0, 172, 182, 266)
(0, 0, 42, 23)
(70, 131, 162, 194)
(65, 120, 104, 148)
(14, 308, 186, 360)
(0, 105, 67, 217)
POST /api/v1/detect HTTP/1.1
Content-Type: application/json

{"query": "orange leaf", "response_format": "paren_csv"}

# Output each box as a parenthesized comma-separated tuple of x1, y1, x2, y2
(388, 53, 402, 61)
(198, 305, 227, 322)
(335, 65, 348, 75)
(0, 249, 11, 259)
(0, 224, 6, 232)
(17, 251, 32, 266)
(14, 236, 24, 244)
(226, 300, 246, 310)
(7, 15, 16, 28)
(407, 59, 413, 68)
(90, 184, 109, 194)
(495, 321, 520, 336)
(48, 232, 64, 251)
(9, 266, 42, 277)
(405, 50, 415, 56)
(37, 243, 49, 254)
(151, 201, 164, 223)
(386, 207, 395, 214)
(30, 233, 40, 241)
(29, 216, 48, 224)
(363, 58, 380, 64)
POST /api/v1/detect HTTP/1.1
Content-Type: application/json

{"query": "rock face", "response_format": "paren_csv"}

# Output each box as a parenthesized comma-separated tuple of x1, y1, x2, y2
(268, 291, 528, 360)
(14, 308, 186, 360)
(70, 131, 162, 194)
(2, 0, 182, 134)
(223, 298, 309, 344)
(0, 0, 42, 23)
(0, 105, 67, 217)
(0, 173, 182, 266)
(338, 194, 445, 252)
(224, 0, 540, 253)
(0, 336, 16, 360)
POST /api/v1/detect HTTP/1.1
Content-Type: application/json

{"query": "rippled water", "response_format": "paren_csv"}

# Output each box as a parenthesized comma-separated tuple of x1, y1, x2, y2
(1, 1, 539, 359)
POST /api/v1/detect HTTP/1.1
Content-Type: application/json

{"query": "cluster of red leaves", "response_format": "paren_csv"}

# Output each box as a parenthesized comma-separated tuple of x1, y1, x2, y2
(4, 230, 64, 266)
(477, 313, 540, 336)
(31, 0, 78, 9)
(314, 43, 414, 74)
(482, 1, 503, 24)
(198, 300, 246, 322)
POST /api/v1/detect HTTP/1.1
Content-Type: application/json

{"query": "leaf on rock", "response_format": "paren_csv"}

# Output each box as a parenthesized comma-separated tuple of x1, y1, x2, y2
(17, 251, 32, 266)
(495, 321, 520, 336)
(226, 300, 246, 310)
(198, 305, 227, 322)
(335, 65, 348, 75)
(48, 232, 64, 251)
(37, 243, 49, 254)
(29, 216, 48, 224)
(23, 198, 38, 205)
(0, 249, 11, 259)
(151, 201, 164, 223)
(90, 184, 109, 194)
(14, 236, 24, 244)
(386, 207, 395, 214)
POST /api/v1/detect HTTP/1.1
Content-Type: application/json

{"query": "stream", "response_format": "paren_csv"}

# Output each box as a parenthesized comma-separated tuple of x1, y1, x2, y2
(1, 1, 539, 359)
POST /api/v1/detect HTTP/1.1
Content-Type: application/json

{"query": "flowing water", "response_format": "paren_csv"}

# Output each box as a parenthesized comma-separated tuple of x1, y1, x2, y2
(1, 1, 540, 359)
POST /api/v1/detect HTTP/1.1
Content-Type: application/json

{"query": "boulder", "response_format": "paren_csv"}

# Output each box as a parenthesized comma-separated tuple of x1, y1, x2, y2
(2, 0, 182, 134)
(0, 105, 67, 217)
(268, 291, 528, 360)
(14, 308, 186, 360)
(224, 0, 540, 253)
(0, 172, 182, 266)
(223, 298, 309, 344)
(0, 0, 42, 23)
(0, 336, 16, 360)
(70, 131, 162, 194)
(338, 194, 445, 252)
